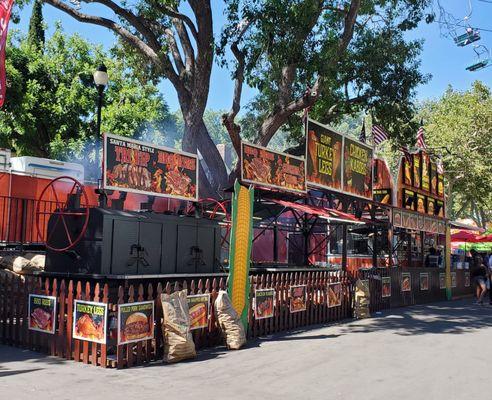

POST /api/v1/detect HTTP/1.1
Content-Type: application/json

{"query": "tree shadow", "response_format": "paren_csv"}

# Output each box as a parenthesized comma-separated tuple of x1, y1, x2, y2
(340, 299, 492, 336)
(0, 368, 44, 377)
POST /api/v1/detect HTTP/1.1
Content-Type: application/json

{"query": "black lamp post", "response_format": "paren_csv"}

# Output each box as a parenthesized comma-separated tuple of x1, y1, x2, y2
(93, 63, 108, 186)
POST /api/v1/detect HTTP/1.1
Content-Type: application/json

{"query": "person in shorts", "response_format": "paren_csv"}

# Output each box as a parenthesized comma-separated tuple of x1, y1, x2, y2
(471, 250, 488, 305)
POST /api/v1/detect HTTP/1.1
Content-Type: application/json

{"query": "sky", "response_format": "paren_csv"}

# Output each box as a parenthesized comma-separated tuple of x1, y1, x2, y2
(12, 0, 492, 112)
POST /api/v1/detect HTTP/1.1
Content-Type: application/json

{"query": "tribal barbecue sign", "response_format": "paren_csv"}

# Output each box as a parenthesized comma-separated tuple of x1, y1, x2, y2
(241, 142, 306, 193)
(103, 133, 198, 201)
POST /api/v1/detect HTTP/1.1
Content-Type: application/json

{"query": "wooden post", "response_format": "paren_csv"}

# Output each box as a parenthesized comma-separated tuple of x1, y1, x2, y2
(341, 224, 348, 272)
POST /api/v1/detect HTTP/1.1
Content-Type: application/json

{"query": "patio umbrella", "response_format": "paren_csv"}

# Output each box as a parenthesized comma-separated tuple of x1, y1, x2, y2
(477, 233, 492, 242)
(450, 230, 481, 243)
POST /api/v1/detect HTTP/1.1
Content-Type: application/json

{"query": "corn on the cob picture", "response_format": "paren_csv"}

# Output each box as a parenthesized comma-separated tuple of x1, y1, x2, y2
(227, 180, 254, 329)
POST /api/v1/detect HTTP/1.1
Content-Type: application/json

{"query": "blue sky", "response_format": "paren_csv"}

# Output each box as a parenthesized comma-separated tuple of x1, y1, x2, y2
(13, 1, 492, 112)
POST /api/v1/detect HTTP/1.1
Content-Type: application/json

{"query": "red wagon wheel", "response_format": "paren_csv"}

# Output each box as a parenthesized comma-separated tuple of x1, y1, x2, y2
(198, 198, 231, 248)
(35, 176, 90, 252)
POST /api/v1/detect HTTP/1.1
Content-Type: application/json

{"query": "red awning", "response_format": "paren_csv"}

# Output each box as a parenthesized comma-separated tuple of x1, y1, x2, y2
(267, 198, 364, 224)
(477, 233, 492, 242)
(450, 230, 481, 243)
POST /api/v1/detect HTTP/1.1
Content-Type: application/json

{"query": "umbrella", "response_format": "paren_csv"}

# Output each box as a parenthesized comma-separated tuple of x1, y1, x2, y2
(477, 233, 492, 242)
(450, 230, 482, 243)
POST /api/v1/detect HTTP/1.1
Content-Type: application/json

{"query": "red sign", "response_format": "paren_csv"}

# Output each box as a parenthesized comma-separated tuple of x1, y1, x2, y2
(0, 0, 14, 107)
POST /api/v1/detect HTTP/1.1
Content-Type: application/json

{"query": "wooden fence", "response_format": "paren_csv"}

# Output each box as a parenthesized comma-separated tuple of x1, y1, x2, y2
(0, 268, 472, 369)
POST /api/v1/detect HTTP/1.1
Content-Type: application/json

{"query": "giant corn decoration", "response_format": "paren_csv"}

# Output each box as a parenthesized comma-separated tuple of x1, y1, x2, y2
(227, 180, 254, 329)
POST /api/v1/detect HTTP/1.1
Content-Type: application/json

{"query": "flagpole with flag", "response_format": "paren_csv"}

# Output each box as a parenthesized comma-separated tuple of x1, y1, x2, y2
(416, 119, 427, 150)
(359, 120, 366, 143)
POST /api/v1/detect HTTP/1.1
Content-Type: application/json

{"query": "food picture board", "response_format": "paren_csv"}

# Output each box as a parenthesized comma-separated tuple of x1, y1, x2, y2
(305, 119, 343, 191)
(289, 285, 307, 313)
(465, 272, 470, 287)
(382, 277, 391, 298)
(117, 301, 154, 345)
(73, 300, 108, 344)
(327, 282, 342, 308)
(420, 273, 429, 291)
(187, 294, 210, 330)
(421, 152, 430, 192)
(373, 188, 392, 205)
(413, 153, 421, 189)
(417, 193, 426, 213)
(241, 142, 306, 193)
(342, 137, 373, 200)
(451, 272, 457, 288)
(28, 294, 57, 334)
(439, 273, 446, 289)
(401, 273, 412, 292)
(103, 133, 198, 201)
(254, 289, 275, 320)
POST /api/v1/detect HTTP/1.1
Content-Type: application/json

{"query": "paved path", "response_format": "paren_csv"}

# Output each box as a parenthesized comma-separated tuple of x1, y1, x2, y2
(1, 299, 491, 400)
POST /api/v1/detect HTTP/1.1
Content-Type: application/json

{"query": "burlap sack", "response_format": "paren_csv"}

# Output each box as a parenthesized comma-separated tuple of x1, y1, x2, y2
(161, 290, 196, 363)
(215, 290, 246, 350)
(354, 279, 371, 319)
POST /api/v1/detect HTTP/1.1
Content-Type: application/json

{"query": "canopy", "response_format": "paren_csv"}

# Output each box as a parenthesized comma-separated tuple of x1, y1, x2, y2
(477, 233, 492, 242)
(450, 230, 481, 243)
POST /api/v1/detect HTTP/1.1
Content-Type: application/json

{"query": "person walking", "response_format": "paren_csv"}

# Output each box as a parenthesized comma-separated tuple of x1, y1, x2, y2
(471, 250, 488, 305)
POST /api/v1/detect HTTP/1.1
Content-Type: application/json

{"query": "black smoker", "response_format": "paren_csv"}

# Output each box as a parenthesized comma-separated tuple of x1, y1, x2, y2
(45, 198, 222, 276)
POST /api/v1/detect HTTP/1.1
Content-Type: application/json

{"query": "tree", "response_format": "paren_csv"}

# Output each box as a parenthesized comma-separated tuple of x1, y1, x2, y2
(419, 81, 492, 228)
(40, 0, 430, 196)
(0, 17, 174, 180)
(27, 0, 45, 49)
(221, 0, 431, 156)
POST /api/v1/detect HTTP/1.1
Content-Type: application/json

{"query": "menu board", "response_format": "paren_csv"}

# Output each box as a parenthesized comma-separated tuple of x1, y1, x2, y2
(117, 301, 154, 345)
(421, 152, 430, 192)
(343, 137, 373, 199)
(306, 120, 343, 191)
(28, 294, 57, 334)
(187, 294, 210, 330)
(427, 197, 435, 216)
(403, 189, 415, 210)
(289, 285, 307, 313)
(403, 157, 413, 185)
(437, 174, 444, 197)
(373, 188, 392, 204)
(104, 133, 198, 201)
(254, 289, 275, 319)
(73, 300, 108, 344)
(430, 162, 437, 193)
(416, 194, 426, 213)
(327, 282, 342, 308)
(413, 153, 421, 189)
(241, 142, 306, 193)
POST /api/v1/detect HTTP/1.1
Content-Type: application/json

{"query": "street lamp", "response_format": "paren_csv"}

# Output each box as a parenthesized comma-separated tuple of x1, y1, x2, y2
(93, 64, 108, 186)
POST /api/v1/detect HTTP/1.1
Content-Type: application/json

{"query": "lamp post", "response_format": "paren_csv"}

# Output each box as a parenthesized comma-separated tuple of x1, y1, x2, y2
(93, 64, 108, 186)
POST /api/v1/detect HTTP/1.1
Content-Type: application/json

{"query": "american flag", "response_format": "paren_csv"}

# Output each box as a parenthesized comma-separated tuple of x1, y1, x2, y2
(416, 122, 426, 149)
(400, 145, 412, 164)
(359, 121, 366, 143)
(372, 124, 388, 145)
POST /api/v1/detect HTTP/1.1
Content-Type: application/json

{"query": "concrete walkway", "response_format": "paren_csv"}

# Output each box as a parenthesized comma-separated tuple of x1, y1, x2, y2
(1, 299, 491, 400)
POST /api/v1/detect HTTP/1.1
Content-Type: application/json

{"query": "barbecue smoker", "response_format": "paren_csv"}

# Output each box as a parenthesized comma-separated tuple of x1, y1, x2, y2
(39, 177, 222, 276)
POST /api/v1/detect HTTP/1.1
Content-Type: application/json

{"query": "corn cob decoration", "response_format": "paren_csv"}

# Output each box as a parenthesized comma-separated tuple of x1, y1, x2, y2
(227, 180, 254, 329)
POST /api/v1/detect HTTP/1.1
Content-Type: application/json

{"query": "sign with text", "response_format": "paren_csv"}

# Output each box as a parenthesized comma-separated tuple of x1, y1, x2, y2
(117, 301, 154, 345)
(392, 208, 446, 234)
(373, 189, 392, 205)
(343, 137, 373, 200)
(413, 153, 421, 189)
(187, 294, 211, 330)
(254, 289, 275, 320)
(104, 133, 198, 201)
(306, 119, 343, 191)
(289, 285, 307, 313)
(73, 300, 108, 344)
(241, 142, 306, 193)
(28, 294, 57, 334)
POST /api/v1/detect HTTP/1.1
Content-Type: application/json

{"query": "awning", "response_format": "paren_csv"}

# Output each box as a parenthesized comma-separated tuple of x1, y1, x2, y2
(267, 198, 365, 224)
(450, 230, 482, 243)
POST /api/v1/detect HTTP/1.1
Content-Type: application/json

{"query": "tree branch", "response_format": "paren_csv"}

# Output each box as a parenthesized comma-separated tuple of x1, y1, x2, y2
(164, 28, 185, 75)
(153, 3, 199, 43)
(172, 18, 195, 73)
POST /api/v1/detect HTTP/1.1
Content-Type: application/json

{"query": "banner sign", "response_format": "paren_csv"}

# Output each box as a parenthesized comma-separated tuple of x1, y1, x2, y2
(373, 188, 392, 204)
(187, 294, 210, 330)
(104, 133, 198, 201)
(342, 137, 373, 200)
(28, 294, 57, 334)
(382, 277, 391, 298)
(327, 282, 342, 308)
(241, 142, 306, 193)
(413, 153, 421, 189)
(401, 273, 411, 292)
(73, 300, 108, 344)
(393, 208, 446, 234)
(254, 289, 275, 319)
(289, 285, 307, 313)
(117, 301, 154, 345)
(421, 152, 430, 192)
(306, 119, 343, 191)
(420, 273, 429, 291)
(430, 162, 437, 194)
(0, 0, 14, 107)
(403, 157, 413, 185)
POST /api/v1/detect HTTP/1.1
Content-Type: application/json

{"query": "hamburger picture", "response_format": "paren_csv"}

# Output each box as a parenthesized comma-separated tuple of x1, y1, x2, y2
(122, 312, 151, 342)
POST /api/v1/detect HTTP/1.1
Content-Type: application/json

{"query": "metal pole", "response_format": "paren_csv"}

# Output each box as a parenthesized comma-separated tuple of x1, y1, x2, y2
(96, 85, 104, 186)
